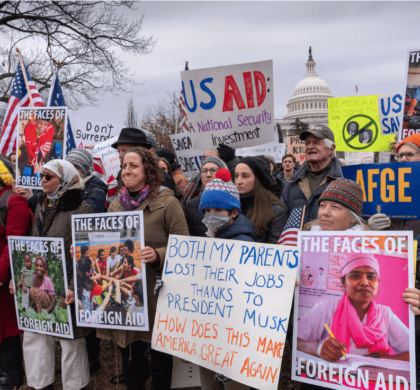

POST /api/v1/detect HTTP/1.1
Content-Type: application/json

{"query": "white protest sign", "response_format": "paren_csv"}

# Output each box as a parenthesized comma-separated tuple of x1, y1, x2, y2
(75, 121, 124, 149)
(181, 60, 274, 150)
(152, 235, 298, 390)
(379, 151, 392, 163)
(344, 151, 374, 165)
(91, 136, 120, 181)
(171, 357, 201, 388)
(169, 133, 205, 178)
(378, 93, 403, 136)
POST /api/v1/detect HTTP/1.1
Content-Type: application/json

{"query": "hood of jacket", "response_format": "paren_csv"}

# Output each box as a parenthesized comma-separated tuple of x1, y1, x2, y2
(86, 175, 108, 192)
(37, 189, 85, 211)
(216, 214, 257, 241)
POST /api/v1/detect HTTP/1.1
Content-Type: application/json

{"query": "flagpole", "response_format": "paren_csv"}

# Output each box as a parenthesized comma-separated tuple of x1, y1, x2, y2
(16, 48, 34, 107)
(299, 205, 306, 231)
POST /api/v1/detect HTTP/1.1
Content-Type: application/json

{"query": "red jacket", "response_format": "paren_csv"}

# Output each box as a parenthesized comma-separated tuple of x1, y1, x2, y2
(24, 121, 55, 165)
(0, 186, 33, 342)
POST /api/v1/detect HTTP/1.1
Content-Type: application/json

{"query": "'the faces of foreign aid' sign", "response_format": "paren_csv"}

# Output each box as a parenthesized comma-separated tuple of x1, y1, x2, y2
(181, 60, 275, 150)
(152, 235, 298, 390)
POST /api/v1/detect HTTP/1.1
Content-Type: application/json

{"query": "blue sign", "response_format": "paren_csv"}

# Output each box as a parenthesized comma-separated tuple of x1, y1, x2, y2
(342, 162, 420, 219)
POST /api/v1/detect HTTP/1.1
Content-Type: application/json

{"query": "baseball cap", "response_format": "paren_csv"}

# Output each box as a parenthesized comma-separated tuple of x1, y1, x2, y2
(299, 125, 335, 142)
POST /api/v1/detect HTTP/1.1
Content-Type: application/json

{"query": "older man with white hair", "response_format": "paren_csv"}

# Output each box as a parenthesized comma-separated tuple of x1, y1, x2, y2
(281, 125, 343, 225)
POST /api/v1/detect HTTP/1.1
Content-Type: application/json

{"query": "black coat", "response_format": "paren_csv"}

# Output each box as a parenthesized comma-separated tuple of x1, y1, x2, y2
(184, 194, 206, 237)
(84, 175, 108, 213)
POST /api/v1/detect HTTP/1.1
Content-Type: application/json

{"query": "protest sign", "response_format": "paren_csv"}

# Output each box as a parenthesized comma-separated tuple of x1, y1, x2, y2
(328, 96, 394, 152)
(379, 151, 392, 164)
(8, 236, 73, 338)
(91, 136, 120, 181)
(171, 358, 201, 388)
(169, 133, 205, 178)
(399, 49, 420, 142)
(292, 231, 415, 390)
(378, 94, 403, 136)
(344, 152, 374, 165)
(287, 135, 306, 164)
(152, 235, 298, 390)
(342, 162, 420, 219)
(16, 107, 67, 189)
(74, 121, 124, 149)
(72, 211, 148, 330)
(181, 60, 275, 150)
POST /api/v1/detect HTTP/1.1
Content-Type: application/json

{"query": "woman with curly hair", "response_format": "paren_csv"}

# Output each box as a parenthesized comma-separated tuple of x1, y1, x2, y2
(97, 147, 189, 390)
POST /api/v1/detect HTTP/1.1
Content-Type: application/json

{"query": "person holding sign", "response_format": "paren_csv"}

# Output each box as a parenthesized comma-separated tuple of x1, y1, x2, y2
(97, 147, 189, 390)
(22, 159, 92, 390)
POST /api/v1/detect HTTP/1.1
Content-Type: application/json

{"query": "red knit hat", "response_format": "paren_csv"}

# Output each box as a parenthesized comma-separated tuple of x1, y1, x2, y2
(395, 134, 420, 153)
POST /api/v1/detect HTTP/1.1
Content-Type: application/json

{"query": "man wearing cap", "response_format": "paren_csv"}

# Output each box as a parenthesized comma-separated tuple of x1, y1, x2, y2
(281, 125, 342, 225)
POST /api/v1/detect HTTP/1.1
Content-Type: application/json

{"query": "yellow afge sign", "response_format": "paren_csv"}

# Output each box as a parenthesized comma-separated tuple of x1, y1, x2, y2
(328, 95, 394, 152)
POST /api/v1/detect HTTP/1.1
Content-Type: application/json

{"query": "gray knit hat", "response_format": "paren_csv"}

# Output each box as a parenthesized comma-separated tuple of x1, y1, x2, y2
(65, 148, 94, 177)
(201, 156, 227, 169)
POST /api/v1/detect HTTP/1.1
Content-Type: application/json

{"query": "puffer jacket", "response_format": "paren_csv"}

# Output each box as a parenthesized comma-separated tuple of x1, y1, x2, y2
(216, 214, 257, 242)
(184, 194, 206, 237)
(281, 157, 342, 226)
(32, 189, 92, 338)
(97, 187, 189, 347)
(83, 175, 108, 213)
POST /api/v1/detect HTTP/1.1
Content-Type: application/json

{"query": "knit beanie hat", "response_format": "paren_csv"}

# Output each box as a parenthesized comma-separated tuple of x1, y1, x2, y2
(202, 156, 227, 170)
(65, 148, 93, 177)
(395, 134, 420, 153)
(318, 178, 363, 216)
(238, 156, 272, 190)
(265, 155, 276, 167)
(157, 149, 181, 171)
(0, 156, 14, 186)
(199, 169, 241, 213)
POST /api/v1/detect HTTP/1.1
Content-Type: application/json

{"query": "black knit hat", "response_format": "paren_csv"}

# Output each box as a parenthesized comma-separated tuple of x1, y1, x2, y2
(318, 178, 363, 216)
(238, 156, 272, 190)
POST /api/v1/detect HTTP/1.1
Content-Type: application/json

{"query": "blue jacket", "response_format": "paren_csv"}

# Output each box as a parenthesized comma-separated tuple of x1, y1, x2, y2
(84, 175, 108, 213)
(275, 169, 296, 185)
(216, 214, 257, 242)
(281, 157, 342, 225)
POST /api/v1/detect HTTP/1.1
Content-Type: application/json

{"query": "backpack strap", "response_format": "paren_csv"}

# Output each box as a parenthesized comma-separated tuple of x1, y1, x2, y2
(0, 190, 17, 229)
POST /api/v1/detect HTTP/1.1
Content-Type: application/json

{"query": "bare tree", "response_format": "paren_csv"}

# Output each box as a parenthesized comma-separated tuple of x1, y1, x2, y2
(0, 1, 156, 109)
(125, 97, 139, 128)
(141, 91, 181, 150)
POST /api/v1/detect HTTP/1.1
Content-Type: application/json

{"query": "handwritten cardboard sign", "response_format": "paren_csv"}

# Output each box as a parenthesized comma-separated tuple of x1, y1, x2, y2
(293, 231, 416, 390)
(75, 121, 124, 149)
(399, 49, 420, 142)
(328, 96, 394, 152)
(378, 94, 403, 136)
(287, 136, 306, 164)
(169, 133, 205, 178)
(181, 60, 275, 150)
(152, 235, 298, 390)
(342, 162, 420, 219)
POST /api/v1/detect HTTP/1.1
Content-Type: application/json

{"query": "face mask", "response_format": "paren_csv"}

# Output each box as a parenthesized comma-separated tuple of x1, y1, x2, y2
(202, 213, 231, 237)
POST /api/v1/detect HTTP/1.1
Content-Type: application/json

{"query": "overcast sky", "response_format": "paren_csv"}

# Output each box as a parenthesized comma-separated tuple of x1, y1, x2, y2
(72, 1, 420, 126)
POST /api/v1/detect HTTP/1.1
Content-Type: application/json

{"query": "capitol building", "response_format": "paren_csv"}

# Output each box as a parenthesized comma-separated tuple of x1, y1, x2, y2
(277, 48, 332, 137)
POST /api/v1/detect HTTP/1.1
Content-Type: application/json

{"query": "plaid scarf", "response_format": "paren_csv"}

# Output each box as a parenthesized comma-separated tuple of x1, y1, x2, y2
(181, 173, 202, 208)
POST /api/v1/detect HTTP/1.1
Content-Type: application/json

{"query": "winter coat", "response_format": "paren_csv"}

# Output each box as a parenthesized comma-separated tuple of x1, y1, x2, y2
(32, 189, 92, 339)
(388, 219, 420, 239)
(172, 168, 189, 192)
(275, 169, 296, 185)
(97, 187, 189, 347)
(83, 175, 108, 213)
(184, 194, 207, 237)
(0, 186, 32, 342)
(215, 214, 257, 242)
(281, 157, 342, 226)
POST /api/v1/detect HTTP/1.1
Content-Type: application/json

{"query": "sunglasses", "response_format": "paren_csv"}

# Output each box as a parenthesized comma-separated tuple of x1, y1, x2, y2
(40, 173, 56, 181)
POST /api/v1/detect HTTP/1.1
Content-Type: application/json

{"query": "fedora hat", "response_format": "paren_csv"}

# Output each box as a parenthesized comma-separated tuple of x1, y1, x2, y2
(111, 128, 151, 150)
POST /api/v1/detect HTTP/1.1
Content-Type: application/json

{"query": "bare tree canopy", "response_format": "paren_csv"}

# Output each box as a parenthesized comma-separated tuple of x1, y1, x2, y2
(0, 1, 156, 109)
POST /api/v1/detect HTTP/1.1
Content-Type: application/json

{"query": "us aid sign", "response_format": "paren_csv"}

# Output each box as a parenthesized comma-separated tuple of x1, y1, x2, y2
(181, 60, 275, 150)
(342, 162, 420, 219)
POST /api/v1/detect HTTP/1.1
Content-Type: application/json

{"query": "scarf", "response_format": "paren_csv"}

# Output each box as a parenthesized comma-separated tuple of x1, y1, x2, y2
(42, 160, 83, 205)
(35, 256, 48, 277)
(331, 293, 393, 355)
(119, 185, 150, 211)
(181, 173, 202, 207)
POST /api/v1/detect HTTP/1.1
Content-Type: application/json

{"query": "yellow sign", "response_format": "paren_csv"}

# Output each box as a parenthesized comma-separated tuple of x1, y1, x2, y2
(328, 95, 394, 152)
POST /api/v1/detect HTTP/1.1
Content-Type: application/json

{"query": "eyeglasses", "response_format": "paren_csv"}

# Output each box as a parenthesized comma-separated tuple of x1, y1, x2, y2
(40, 173, 56, 181)
(201, 168, 219, 175)
(395, 152, 420, 161)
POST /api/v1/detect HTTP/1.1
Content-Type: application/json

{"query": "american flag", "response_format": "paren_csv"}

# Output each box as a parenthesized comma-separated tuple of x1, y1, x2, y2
(0, 60, 44, 156)
(47, 72, 76, 154)
(277, 206, 305, 246)
(179, 91, 189, 133)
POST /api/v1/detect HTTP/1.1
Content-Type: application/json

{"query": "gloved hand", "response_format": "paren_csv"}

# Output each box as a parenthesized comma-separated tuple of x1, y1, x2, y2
(154, 276, 163, 297)
(217, 144, 236, 164)
(368, 214, 391, 230)
(214, 373, 232, 384)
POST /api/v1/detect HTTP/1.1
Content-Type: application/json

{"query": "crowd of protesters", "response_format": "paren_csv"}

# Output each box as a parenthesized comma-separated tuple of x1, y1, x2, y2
(0, 124, 420, 390)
